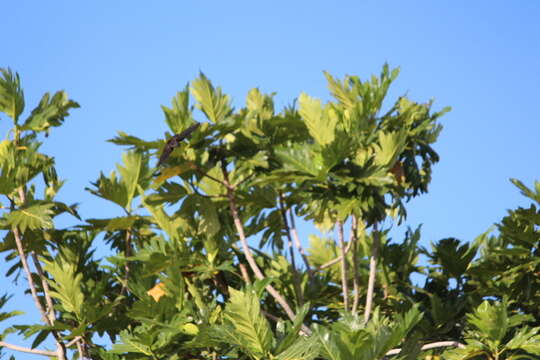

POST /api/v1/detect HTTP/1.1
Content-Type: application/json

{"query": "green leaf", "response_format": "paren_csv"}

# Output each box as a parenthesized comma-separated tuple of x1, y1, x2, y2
(198, 196, 220, 238)
(216, 287, 274, 358)
(5, 202, 54, 232)
(275, 335, 320, 360)
(142, 195, 185, 242)
(110, 330, 153, 355)
(274, 304, 311, 354)
(274, 145, 323, 179)
(108, 131, 161, 151)
(162, 84, 194, 133)
(467, 300, 509, 344)
(511, 178, 540, 205)
(0, 68, 25, 122)
(116, 150, 150, 211)
(0, 294, 24, 324)
(30, 329, 50, 349)
(42, 249, 85, 320)
(373, 130, 406, 169)
(298, 92, 337, 146)
(21, 91, 79, 133)
(86, 171, 128, 209)
(86, 216, 141, 231)
(191, 72, 232, 123)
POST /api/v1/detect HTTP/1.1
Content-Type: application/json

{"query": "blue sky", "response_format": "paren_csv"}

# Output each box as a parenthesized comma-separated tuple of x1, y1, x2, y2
(2, 1, 539, 357)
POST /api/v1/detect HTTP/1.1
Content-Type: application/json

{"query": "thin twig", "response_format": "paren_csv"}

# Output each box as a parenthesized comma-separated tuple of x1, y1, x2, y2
(350, 217, 360, 313)
(11, 228, 51, 325)
(0, 341, 56, 357)
(65, 336, 82, 348)
(288, 208, 312, 272)
(221, 164, 310, 335)
(337, 220, 349, 311)
(239, 263, 251, 284)
(318, 226, 355, 271)
(278, 193, 303, 306)
(31, 253, 56, 323)
(193, 165, 227, 187)
(385, 340, 466, 356)
(13, 188, 67, 359)
(76, 338, 85, 359)
(364, 222, 379, 323)
(121, 229, 132, 295)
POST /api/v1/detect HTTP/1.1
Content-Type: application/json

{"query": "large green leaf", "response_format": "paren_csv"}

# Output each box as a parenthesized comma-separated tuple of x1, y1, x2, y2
(86, 171, 128, 209)
(216, 287, 274, 359)
(467, 300, 510, 344)
(5, 202, 54, 232)
(42, 249, 85, 320)
(191, 72, 232, 123)
(298, 92, 337, 146)
(373, 130, 406, 169)
(162, 84, 194, 133)
(21, 91, 79, 133)
(0, 68, 25, 121)
(110, 330, 154, 356)
(116, 150, 151, 211)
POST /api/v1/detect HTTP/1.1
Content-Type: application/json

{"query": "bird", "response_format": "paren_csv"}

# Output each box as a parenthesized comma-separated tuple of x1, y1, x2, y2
(157, 122, 200, 167)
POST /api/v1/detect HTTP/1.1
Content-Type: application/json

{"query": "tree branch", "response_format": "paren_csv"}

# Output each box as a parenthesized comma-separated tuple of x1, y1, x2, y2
(121, 228, 133, 295)
(337, 220, 349, 311)
(385, 340, 466, 356)
(31, 253, 56, 323)
(13, 188, 67, 360)
(364, 222, 379, 322)
(221, 165, 310, 335)
(288, 208, 312, 272)
(317, 225, 355, 271)
(0, 341, 56, 357)
(278, 193, 303, 306)
(350, 216, 360, 313)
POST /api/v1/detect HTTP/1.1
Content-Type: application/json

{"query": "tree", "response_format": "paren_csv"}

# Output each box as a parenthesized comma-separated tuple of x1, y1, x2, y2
(0, 66, 538, 360)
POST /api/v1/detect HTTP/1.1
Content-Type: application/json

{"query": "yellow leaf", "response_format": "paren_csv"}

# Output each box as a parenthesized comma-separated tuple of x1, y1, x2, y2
(181, 323, 199, 335)
(153, 163, 195, 186)
(147, 283, 166, 302)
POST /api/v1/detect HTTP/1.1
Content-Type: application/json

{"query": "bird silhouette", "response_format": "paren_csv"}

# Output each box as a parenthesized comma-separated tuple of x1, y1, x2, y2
(157, 123, 200, 166)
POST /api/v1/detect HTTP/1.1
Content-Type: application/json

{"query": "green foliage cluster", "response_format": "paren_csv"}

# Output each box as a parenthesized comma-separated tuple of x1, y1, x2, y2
(0, 66, 539, 360)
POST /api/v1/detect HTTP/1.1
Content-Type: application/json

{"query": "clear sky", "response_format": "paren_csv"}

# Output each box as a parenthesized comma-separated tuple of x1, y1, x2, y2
(2, 1, 539, 357)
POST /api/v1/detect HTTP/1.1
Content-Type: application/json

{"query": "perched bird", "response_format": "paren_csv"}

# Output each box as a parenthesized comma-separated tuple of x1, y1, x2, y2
(157, 123, 200, 166)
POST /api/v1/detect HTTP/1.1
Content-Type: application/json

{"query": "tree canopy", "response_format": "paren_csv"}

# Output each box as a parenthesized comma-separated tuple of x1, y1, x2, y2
(0, 66, 539, 360)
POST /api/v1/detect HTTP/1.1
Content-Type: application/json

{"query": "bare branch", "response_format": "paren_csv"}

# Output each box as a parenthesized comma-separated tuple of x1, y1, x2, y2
(13, 188, 67, 360)
(350, 217, 361, 313)
(317, 224, 355, 271)
(278, 193, 303, 305)
(12, 227, 51, 325)
(337, 220, 349, 311)
(288, 208, 312, 272)
(239, 263, 251, 284)
(31, 253, 56, 324)
(221, 165, 311, 335)
(0, 341, 56, 357)
(121, 229, 133, 295)
(65, 336, 83, 348)
(385, 340, 466, 356)
(364, 223, 380, 322)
